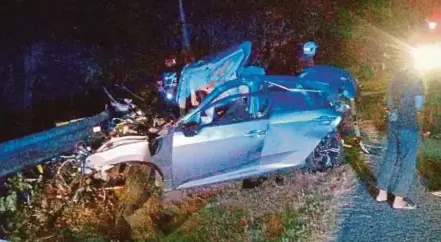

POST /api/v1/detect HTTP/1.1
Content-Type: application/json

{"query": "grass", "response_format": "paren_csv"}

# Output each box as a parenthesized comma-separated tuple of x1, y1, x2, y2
(342, 136, 376, 196)
(356, 94, 387, 134)
(165, 203, 309, 242)
(359, 78, 388, 95)
(164, 205, 246, 242)
(417, 138, 441, 191)
(159, 165, 356, 242)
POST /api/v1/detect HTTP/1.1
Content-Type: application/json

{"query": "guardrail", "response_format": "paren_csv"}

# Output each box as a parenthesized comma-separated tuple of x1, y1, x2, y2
(0, 110, 109, 177)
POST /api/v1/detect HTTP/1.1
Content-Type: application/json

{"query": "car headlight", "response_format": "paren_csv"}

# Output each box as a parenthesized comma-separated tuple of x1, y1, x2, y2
(411, 44, 441, 71)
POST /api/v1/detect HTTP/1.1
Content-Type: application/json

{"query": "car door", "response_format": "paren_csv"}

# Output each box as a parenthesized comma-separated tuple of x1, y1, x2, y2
(260, 88, 340, 166)
(300, 92, 341, 152)
(171, 85, 270, 187)
(261, 89, 312, 163)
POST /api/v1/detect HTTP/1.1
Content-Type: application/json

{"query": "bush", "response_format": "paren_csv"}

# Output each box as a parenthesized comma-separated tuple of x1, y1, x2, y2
(418, 138, 441, 191)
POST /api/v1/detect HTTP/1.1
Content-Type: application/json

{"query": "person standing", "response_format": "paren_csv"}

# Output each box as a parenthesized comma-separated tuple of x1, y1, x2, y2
(295, 41, 318, 74)
(158, 55, 181, 95)
(376, 57, 425, 209)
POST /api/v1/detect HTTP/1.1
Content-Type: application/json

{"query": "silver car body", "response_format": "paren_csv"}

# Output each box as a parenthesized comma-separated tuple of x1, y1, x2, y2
(86, 77, 344, 190)
(85, 41, 356, 191)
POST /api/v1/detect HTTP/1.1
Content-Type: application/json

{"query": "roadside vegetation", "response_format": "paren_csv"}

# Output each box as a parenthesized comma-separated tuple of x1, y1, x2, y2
(418, 137, 441, 191)
(0, 162, 356, 241)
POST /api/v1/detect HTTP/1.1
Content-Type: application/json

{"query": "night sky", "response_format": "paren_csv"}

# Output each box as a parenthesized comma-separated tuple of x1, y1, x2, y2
(0, 0, 278, 141)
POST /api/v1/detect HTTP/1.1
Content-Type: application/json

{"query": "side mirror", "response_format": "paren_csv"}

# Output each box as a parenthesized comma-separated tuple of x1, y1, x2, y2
(182, 121, 201, 137)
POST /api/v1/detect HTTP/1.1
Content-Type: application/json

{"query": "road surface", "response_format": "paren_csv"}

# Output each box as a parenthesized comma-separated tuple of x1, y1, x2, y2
(336, 121, 441, 242)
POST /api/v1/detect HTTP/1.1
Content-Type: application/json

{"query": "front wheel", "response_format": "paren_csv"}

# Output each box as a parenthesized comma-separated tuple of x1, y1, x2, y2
(305, 131, 344, 172)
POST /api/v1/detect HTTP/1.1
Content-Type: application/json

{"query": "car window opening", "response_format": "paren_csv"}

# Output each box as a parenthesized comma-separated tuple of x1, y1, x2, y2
(269, 85, 330, 111)
(200, 85, 251, 125)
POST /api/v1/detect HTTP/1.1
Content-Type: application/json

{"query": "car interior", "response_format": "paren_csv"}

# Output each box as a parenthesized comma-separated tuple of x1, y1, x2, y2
(181, 79, 334, 133)
(181, 83, 271, 127)
(267, 84, 331, 112)
(199, 85, 251, 125)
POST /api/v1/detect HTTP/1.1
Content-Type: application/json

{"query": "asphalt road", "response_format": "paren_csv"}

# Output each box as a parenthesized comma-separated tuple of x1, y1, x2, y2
(336, 122, 441, 242)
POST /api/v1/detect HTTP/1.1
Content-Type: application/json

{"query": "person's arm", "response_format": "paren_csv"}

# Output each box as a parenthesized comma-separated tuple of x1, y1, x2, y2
(191, 91, 199, 106)
(386, 75, 399, 122)
(386, 76, 395, 110)
(414, 78, 425, 111)
(415, 95, 424, 111)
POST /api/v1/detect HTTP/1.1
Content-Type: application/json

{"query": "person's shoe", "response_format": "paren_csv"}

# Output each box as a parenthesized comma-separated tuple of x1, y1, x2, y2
(376, 190, 387, 203)
(393, 199, 417, 210)
(431, 191, 441, 197)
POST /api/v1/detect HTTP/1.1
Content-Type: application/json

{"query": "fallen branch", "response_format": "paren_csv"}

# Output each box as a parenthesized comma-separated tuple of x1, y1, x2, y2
(104, 186, 124, 191)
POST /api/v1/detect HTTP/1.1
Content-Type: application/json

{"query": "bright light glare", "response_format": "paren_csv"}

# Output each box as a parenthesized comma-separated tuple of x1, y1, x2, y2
(428, 21, 437, 30)
(166, 92, 173, 99)
(411, 44, 441, 71)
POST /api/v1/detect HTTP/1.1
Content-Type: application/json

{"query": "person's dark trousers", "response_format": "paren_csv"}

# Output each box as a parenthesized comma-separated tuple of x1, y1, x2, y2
(377, 125, 420, 197)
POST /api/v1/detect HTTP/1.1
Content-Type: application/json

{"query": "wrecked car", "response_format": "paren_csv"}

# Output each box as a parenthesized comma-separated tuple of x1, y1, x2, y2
(85, 41, 358, 192)
(86, 75, 355, 191)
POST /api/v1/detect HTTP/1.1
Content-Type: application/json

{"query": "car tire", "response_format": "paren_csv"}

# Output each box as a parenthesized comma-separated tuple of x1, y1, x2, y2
(304, 131, 344, 172)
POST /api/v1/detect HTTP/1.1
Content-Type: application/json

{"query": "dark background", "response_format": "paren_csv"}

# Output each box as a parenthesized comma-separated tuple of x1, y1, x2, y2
(0, 0, 340, 142)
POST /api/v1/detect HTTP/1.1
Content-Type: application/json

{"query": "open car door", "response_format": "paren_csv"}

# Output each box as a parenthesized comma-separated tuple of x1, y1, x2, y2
(175, 41, 252, 108)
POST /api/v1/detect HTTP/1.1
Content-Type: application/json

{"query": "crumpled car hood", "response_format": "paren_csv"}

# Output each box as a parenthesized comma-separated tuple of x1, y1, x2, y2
(85, 136, 150, 174)
(95, 135, 148, 153)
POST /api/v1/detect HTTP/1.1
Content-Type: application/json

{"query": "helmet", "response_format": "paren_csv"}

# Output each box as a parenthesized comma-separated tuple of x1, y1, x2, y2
(303, 41, 318, 56)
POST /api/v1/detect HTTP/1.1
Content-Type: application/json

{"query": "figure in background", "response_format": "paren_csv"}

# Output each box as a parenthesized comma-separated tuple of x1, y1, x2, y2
(157, 53, 192, 116)
(158, 55, 180, 95)
(295, 41, 318, 74)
